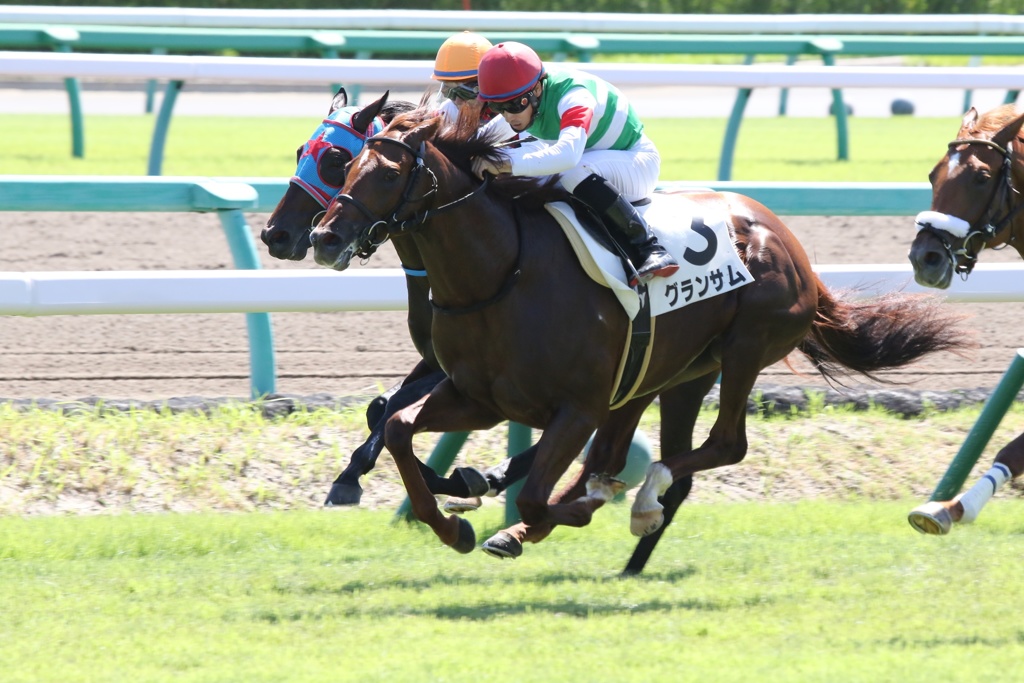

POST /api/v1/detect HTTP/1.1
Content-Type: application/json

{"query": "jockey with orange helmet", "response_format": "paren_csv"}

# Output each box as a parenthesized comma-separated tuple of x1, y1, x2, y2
(431, 31, 514, 139)
(473, 41, 678, 286)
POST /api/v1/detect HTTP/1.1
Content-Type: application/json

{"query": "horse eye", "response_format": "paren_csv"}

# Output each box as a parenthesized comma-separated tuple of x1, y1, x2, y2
(317, 148, 353, 187)
(973, 170, 992, 185)
(384, 169, 400, 181)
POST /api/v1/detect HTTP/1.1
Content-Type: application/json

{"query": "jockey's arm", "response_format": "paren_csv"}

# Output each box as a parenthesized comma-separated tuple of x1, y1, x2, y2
(504, 88, 595, 177)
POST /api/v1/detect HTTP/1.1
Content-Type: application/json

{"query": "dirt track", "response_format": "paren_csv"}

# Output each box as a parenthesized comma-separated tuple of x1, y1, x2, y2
(1, 210, 1021, 402)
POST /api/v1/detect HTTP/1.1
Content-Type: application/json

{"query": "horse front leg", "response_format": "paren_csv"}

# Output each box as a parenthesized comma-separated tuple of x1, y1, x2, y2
(481, 408, 600, 559)
(384, 379, 503, 554)
(325, 368, 447, 506)
(908, 431, 1024, 535)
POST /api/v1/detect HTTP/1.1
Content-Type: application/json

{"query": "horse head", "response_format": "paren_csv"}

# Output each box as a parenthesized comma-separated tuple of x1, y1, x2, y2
(261, 88, 396, 261)
(309, 110, 462, 271)
(909, 105, 1024, 288)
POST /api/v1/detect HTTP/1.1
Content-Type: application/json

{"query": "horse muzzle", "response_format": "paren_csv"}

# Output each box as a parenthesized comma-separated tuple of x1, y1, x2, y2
(908, 231, 953, 289)
(309, 226, 357, 271)
(261, 223, 310, 261)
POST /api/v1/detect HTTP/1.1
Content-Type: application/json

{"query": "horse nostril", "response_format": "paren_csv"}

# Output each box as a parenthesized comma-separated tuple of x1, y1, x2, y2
(310, 230, 338, 249)
(261, 228, 286, 246)
(923, 251, 944, 268)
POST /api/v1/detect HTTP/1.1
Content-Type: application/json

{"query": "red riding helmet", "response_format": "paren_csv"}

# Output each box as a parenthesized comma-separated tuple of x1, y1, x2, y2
(477, 41, 546, 102)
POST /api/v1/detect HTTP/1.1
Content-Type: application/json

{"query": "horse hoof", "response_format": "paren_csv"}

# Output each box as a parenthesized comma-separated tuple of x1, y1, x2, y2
(450, 516, 476, 555)
(908, 502, 953, 535)
(443, 496, 482, 514)
(481, 531, 523, 559)
(324, 482, 362, 507)
(586, 473, 627, 502)
(630, 510, 664, 537)
(453, 467, 490, 497)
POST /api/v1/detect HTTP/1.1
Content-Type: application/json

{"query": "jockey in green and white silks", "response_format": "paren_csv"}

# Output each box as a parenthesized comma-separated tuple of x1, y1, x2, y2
(507, 70, 654, 197)
(475, 41, 676, 286)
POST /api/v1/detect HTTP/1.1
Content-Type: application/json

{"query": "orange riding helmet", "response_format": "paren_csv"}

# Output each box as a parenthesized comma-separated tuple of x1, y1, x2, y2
(432, 31, 493, 81)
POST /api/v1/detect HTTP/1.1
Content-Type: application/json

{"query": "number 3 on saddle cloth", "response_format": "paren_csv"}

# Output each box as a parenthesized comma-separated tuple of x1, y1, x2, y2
(549, 194, 753, 407)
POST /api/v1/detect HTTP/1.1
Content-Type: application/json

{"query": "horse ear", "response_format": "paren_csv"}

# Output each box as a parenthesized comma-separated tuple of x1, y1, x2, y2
(351, 91, 390, 133)
(959, 107, 979, 134)
(992, 111, 1024, 150)
(329, 87, 348, 115)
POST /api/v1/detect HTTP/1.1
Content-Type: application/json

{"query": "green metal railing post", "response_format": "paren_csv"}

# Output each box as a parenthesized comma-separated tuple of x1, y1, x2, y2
(718, 86, 751, 182)
(144, 47, 168, 114)
(54, 44, 84, 158)
(214, 207, 276, 398)
(778, 54, 797, 116)
(148, 79, 183, 176)
(503, 422, 533, 525)
(929, 349, 1024, 502)
(820, 53, 849, 162)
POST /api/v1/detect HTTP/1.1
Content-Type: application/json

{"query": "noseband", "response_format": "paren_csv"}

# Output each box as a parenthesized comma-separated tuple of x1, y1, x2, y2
(919, 137, 1022, 278)
(329, 135, 489, 260)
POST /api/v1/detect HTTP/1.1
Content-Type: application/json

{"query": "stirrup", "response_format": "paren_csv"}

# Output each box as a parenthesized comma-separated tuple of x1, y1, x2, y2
(631, 252, 679, 286)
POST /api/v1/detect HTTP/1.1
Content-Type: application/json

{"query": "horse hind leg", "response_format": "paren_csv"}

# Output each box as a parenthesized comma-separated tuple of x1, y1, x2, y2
(631, 336, 781, 537)
(622, 372, 717, 575)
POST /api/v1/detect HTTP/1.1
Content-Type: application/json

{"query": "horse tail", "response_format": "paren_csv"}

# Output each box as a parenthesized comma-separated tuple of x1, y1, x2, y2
(797, 274, 967, 383)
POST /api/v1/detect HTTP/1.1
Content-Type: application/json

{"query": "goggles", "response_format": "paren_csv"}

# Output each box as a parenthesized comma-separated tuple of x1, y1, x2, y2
(486, 94, 532, 115)
(440, 81, 479, 102)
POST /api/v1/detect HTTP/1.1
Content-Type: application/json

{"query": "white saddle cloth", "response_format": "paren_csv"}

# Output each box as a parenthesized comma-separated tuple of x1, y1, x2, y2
(545, 193, 753, 320)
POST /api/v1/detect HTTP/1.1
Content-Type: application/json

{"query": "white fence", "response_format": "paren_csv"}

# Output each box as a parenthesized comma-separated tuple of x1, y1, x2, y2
(0, 7, 1021, 35)
(4, 50, 1024, 90)
(1, 264, 1022, 318)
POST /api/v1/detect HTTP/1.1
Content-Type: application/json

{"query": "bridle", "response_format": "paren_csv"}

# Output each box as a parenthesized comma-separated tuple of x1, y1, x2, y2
(329, 135, 490, 260)
(326, 134, 520, 315)
(920, 137, 1023, 278)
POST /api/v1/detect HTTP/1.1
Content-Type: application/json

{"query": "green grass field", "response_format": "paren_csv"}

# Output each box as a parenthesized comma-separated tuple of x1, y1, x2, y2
(3, 503, 1024, 682)
(3, 106, 1021, 680)
(0, 113, 964, 182)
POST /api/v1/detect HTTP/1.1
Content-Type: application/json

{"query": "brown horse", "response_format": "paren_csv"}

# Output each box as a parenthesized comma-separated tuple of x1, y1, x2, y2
(908, 104, 1024, 535)
(309, 109, 963, 561)
(259, 90, 486, 507)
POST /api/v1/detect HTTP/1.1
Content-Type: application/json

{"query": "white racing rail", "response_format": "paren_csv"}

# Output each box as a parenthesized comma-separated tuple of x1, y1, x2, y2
(4, 51, 1024, 89)
(0, 7, 1021, 34)
(0, 264, 1021, 317)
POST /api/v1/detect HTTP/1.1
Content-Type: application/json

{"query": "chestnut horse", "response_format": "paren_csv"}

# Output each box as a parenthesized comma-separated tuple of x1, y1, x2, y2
(261, 91, 693, 571)
(260, 90, 489, 507)
(308, 109, 963, 564)
(908, 104, 1024, 535)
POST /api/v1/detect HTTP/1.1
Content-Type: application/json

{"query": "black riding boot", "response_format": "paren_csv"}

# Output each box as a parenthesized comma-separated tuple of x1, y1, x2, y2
(571, 173, 679, 286)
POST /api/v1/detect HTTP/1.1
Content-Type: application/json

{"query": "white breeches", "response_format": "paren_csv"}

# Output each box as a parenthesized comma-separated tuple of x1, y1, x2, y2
(556, 134, 661, 202)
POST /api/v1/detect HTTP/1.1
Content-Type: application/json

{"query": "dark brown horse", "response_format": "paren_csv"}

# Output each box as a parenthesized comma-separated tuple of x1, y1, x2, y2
(908, 104, 1024, 535)
(259, 90, 489, 507)
(309, 109, 962, 564)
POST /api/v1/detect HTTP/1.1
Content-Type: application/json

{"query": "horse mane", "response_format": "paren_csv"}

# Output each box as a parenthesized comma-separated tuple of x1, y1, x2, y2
(380, 100, 417, 123)
(384, 108, 569, 208)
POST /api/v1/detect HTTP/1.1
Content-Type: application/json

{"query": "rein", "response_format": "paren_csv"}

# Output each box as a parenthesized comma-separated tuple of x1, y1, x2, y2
(939, 137, 1024, 276)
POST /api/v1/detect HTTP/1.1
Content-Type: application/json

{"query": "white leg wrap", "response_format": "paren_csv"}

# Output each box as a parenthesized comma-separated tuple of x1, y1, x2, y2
(632, 462, 673, 514)
(956, 463, 1012, 524)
